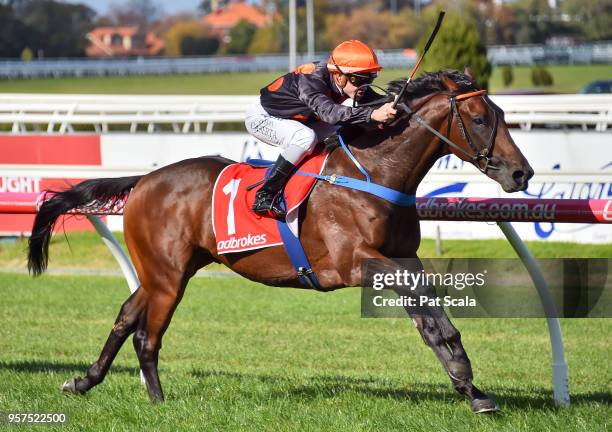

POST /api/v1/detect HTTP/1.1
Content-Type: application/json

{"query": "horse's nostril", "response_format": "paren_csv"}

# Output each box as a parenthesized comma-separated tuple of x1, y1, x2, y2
(512, 170, 525, 181)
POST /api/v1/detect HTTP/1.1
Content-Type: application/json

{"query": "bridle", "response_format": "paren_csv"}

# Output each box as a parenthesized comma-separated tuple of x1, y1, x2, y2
(393, 89, 501, 174)
(447, 89, 499, 173)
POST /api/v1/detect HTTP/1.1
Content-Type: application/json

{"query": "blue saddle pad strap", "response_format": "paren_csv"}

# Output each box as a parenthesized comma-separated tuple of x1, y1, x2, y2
(294, 171, 416, 206)
(245, 158, 274, 167)
(252, 134, 414, 289)
(276, 218, 322, 290)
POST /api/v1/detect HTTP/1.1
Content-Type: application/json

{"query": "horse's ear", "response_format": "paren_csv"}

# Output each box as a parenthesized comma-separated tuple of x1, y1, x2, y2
(464, 66, 474, 80)
(440, 74, 459, 91)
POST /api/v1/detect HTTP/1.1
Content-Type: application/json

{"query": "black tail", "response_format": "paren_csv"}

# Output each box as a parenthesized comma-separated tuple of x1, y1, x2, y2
(28, 176, 142, 276)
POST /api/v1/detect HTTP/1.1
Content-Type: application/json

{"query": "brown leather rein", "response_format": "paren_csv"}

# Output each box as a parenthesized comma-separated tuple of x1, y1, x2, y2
(395, 88, 501, 174)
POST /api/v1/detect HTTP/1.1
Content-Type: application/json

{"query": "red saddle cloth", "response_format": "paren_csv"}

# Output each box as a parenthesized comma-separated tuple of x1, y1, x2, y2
(212, 149, 329, 254)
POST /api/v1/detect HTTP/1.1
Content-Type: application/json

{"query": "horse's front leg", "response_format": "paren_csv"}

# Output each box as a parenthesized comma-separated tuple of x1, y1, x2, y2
(389, 258, 499, 413)
(361, 254, 498, 413)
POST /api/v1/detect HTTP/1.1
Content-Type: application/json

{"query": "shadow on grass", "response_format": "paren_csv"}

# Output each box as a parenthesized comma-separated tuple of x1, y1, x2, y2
(3, 361, 610, 411)
(191, 368, 612, 410)
(0, 360, 139, 375)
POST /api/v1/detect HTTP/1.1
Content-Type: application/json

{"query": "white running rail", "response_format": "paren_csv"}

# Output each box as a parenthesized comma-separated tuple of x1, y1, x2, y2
(1, 93, 611, 133)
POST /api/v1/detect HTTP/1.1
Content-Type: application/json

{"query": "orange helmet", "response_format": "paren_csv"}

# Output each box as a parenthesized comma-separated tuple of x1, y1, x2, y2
(327, 40, 382, 74)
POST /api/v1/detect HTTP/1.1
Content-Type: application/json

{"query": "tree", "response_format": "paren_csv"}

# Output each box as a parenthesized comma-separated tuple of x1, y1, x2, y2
(260, 0, 336, 54)
(13, 0, 96, 57)
(223, 19, 257, 55)
(490, 4, 518, 45)
(164, 20, 211, 56)
(295, 0, 332, 52)
(466, 1, 518, 45)
(501, 65, 513, 87)
(108, 0, 162, 27)
(323, 0, 372, 14)
(180, 36, 219, 55)
(198, 0, 229, 15)
(0, 3, 31, 57)
(387, 8, 422, 49)
(511, 0, 576, 44)
(531, 66, 553, 87)
(20, 46, 33, 61)
(248, 22, 283, 54)
(562, 0, 612, 41)
(325, 5, 390, 48)
(325, 4, 421, 50)
(416, 7, 492, 89)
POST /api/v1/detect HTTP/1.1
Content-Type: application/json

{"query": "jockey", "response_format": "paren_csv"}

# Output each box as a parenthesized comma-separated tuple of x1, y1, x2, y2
(245, 39, 397, 218)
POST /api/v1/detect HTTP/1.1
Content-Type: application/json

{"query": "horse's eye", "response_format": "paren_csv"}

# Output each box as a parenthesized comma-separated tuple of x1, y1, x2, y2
(473, 117, 486, 126)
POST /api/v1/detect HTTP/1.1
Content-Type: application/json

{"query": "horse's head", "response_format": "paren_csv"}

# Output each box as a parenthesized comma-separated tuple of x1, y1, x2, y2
(436, 68, 534, 192)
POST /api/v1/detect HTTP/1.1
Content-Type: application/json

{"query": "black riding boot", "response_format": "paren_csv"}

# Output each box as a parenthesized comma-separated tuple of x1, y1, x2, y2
(252, 155, 295, 218)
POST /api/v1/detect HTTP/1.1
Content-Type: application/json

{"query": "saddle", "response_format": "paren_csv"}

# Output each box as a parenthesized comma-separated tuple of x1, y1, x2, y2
(212, 145, 329, 254)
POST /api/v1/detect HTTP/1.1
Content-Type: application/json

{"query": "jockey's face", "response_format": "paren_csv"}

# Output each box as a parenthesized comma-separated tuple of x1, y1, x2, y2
(333, 73, 366, 100)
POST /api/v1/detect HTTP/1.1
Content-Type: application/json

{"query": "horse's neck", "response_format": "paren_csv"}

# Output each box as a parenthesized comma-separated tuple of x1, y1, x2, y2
(346, 96, 448, 194)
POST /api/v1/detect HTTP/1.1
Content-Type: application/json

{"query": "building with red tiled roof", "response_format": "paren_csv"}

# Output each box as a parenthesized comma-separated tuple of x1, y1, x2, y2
(203, 0, 268, 39)
(86, 26, 165, 58)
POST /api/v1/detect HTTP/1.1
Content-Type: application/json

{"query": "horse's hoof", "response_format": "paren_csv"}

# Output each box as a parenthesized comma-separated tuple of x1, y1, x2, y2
(471, 397, 499, 413)
(61, 377, 84, 395)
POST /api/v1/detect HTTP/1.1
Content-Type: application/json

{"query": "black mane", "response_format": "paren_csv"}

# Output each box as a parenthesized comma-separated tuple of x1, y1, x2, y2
(387, 70, 479, 101)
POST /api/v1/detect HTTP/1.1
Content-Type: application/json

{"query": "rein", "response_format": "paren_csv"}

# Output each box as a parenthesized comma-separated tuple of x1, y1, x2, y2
(293, 88, 501, 206)
(362, 87, 501, 174)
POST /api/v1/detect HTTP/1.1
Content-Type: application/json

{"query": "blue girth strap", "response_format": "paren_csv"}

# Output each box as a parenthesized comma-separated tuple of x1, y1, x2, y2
(271, 134, 416, 290)
(276, 218, 323, 290)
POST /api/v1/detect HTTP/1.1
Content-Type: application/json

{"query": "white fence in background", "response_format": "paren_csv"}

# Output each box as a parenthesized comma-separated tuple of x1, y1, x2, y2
(0, 42, 611, 78)
(1, 93, 611, 134)
(0, 94, 256, 134)
(0, 50, 416, 78)
(492, 94, 612, 132)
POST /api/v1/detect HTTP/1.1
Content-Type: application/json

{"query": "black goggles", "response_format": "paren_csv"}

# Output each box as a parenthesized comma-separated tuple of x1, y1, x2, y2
(346, 72, 377, 86)
(331, 56, 377, 87)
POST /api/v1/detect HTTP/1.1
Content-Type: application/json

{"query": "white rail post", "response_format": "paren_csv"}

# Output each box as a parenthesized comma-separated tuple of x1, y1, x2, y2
(497, 221, 570, 407)
(86, 215, 139, 292)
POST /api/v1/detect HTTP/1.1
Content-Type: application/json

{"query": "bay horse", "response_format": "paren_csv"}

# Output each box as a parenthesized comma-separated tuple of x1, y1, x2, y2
(27, 69, 533, 413)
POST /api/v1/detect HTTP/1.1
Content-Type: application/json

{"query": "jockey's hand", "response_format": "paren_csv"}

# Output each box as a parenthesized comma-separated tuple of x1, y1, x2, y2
(371, 103, 397, 124)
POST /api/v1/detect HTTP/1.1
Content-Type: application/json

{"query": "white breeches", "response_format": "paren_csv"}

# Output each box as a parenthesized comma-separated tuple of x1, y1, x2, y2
(245, 101, 338, 164)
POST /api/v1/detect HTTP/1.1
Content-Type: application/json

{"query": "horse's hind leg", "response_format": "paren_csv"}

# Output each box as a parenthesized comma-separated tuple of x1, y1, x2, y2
(131, 273, 188, 402)
(129, 247, 212, 401)
(62, 287, 146, 395)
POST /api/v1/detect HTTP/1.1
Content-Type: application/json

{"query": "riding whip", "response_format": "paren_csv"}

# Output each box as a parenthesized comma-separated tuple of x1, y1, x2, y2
(392, 11, 445, 109)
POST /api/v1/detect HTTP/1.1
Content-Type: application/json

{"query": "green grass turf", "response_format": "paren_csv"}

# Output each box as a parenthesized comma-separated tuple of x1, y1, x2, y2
(0, 232, 610, 272)
(0, 272, 610, 431)
(0, 65, 609, 95)
(488, 64, 612, 94)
